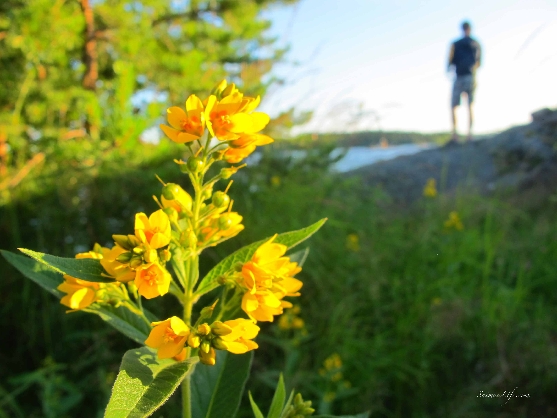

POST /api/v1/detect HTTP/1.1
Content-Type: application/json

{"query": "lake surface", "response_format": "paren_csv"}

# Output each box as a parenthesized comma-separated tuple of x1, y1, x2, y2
(247, 143, 436, 172)
(332, 143, 436, 172)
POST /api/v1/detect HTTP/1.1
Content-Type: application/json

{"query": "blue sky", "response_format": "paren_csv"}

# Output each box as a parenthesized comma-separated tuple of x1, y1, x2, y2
(259, 0, 557, 134)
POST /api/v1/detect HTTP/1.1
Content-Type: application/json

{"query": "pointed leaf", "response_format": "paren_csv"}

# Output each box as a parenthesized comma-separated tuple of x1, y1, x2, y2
(1, 250, 63, 297)
(190, 350, 253, 418)
(278, 391, 295, 418)
(104, 347, 198, 418)
(85, 304, 153, 345)
(287, 248, 310, 267)
(249, 392, 265, 418)
(18, 248, 114, 283)
(2, 250, 156, 344)
(195, 219, 326, 297)
(313, 414, 370, 418)
(267, 374, 286, 418)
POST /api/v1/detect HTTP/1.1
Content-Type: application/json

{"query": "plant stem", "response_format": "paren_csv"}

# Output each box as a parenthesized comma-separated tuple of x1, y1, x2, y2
(182, 289, 194, 418)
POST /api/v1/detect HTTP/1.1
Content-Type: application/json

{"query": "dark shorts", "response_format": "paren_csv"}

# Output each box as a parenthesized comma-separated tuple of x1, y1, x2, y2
(452, 75, 476, 107)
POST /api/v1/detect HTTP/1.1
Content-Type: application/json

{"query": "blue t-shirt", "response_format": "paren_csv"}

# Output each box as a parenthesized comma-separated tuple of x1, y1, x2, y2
(451, 36, 481, 76)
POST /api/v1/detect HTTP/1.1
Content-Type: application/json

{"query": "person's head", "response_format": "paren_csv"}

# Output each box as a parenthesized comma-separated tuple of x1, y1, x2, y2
(462, 21, 471, 36)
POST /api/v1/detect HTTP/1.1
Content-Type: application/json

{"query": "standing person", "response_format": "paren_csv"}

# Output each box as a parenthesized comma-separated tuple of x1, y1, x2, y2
(447, 21, 481, 142)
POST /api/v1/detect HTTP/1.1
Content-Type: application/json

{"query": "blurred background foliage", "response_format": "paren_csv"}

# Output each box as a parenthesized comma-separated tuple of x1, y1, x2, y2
(1, 1, 557, 418)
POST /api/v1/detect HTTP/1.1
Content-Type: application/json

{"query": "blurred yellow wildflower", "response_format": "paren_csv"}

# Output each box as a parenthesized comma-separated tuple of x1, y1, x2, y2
(423, 178, 437, 198)
(278, 305, 305, 330)
(145, 316, 190, 359)
(345, 233, 360, 252)
(444, 211, 464, 230)
(270, 175, 281, 188)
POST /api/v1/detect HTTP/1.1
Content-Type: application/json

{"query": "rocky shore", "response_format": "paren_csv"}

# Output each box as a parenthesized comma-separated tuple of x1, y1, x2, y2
(348, 108, 557, 203)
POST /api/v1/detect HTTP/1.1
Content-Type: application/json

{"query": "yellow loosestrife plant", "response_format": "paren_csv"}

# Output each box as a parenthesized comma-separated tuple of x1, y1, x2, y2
(1, 81, 369, 418)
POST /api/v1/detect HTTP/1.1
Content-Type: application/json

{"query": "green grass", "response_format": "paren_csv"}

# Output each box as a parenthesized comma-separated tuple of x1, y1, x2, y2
(1, 141, 556, 417)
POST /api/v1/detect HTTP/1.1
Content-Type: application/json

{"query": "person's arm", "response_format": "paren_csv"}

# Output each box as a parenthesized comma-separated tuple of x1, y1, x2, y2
(447, 43, 455, 72)
(475, 43, 482, 69)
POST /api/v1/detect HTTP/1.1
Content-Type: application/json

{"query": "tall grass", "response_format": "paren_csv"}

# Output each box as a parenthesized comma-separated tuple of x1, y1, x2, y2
(1, 142, 556, 417)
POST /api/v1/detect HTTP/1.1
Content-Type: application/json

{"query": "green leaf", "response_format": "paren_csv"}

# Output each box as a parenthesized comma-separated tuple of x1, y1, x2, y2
(278, 391, 294, 418)
(249, 392, 265, 418)
(104, 347, 198, 418)
(313, 414, 370, 418)
(85, 304, 152, 345)
(287, 248, 310, 267)
(190, 350, 253, 418)
(195, 218, 327, 297)
(2, 250, 156, 344)
(267, 374, 286, 418)
(1, 250, 64, 298)
(18, 248, 115, 283)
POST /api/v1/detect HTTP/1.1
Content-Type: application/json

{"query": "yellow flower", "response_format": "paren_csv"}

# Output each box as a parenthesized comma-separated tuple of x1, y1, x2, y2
(238, 236, 303, 322)
(135, 263, 171, 299)
(100, 245, 136, 283)
(145, 316, 190, 359)
(218, 319, 260, 354)
(58, 275, 102, 311)
(198, 212, 244, 246)
(205, 82, 270, 141)
(58, 245, 110, 310)
(423, 178, 437, 198)
(224, 133, 274, 164)
(444, 211, 464, 230)
(135, 210, 171, 249)
(345, 233, 360, 252)
(277, 305, 305, 330)
(161, 184, 193, 215)
(159, 95, 209, 144)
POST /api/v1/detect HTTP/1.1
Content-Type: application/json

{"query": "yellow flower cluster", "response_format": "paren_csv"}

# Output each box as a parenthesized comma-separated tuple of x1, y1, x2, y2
(100, 209, 173, 299)
(236, 236, 303, 322)
(160, 80, 274, 163)
(444, 211, 464, 230)
(145, 316, 259, 364)
(277, 305, 305, 331)
(423, 178, 438, 198)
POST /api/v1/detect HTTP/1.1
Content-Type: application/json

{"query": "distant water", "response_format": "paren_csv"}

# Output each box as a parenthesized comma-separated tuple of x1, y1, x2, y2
(247, 143, 436, 172)
(332, 143, 436, 172)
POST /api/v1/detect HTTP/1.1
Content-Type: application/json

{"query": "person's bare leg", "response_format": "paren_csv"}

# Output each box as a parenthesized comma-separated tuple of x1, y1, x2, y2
(451, 106, 458, 141)
(467, 101, 474, 141)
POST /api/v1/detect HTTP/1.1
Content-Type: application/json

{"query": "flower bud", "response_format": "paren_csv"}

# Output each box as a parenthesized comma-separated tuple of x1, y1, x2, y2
(129, 256, 143, 269)
(187, 334, 200, 348)
(132, 246, 145, 254)
(197, 323, 211, 336)
(162, 183, 182, 200)
(212, 337, 229, 351)
(218, 214, 234, 230)
(210, 321, 232, 336)
(163, 207, 178, 223)
(220, 167, 235, 179)
(211, 79, 227, 96)
(144, 249, 158, 263)
(115, 252, 133, 263)
(180, 230, 197, 248)
(200, 340, 211, 354)
(201, 186, 213, 201)
(212, 191, 230, 208)
(199, 347, 216, 366)
(187, 156, 205, 173)
(160, 248, 171, 262)
(113, 234, 132, 250)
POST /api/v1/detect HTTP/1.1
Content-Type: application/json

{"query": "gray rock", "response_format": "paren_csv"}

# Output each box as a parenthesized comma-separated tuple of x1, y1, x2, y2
(347, 108, 557, 203)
